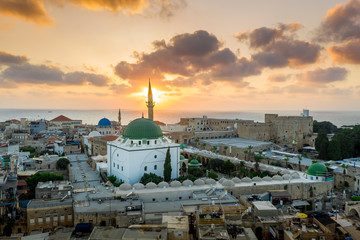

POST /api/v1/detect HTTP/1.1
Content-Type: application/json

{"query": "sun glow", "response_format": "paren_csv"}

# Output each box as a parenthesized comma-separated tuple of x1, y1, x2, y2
(133, 87, 165, 103)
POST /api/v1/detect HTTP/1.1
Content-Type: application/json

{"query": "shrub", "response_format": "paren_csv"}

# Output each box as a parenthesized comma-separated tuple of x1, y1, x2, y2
(207, 171, 218, 180)
(56, 158, 70, 169)
(140, 173, 163, 185)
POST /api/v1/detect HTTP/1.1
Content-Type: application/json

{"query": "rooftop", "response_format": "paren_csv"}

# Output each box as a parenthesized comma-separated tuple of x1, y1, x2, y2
(199, 137, 273, 149)
(50, 115, 72, 122)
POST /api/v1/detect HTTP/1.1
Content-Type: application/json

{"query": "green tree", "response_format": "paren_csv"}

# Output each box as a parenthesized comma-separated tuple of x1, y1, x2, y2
(21, 147, 35, 153)
(222, 160, 234, 176)
(207, 171, 218, 180)
(284, 157, 290, 169)
(163, 147, 172, 182)
(25, 172, 64, 195)
(313, 120, 338, 134)
(315, 130, 329, 160)
(108, 175, 117, 183)
(188, 167, 203, 177)
(181, 162, 187, 176)
(56, 158, 70, 170)
(297, 155, 302, 171)
(140, 173, 163, 185)
(254, 154, 263, 172)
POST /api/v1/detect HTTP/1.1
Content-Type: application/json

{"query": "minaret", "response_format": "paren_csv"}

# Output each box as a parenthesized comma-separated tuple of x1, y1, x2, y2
(118, 108, 121, 126)
(146, 79, 155, 121)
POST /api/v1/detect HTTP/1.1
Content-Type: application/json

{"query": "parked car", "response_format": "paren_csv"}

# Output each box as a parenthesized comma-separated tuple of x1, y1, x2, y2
(328, 210, 340, 217)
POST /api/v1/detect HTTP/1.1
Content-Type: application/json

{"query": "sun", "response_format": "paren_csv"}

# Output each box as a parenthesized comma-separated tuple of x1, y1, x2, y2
(133, 87, 165, 103)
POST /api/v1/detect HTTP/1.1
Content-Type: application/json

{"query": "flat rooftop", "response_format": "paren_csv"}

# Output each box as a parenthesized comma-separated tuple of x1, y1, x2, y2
(27, 199, 72, 209)
(199, 137, 273, 148)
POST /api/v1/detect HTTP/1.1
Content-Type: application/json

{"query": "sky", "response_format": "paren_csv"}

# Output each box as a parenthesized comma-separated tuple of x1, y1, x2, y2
(0, 0, 360, 112)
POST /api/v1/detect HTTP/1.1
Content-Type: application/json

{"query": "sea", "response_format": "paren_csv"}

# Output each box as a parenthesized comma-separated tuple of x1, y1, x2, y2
(0, 109, 359, 127)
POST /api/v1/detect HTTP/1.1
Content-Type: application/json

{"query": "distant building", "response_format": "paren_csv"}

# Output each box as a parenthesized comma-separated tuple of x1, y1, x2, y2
(54, 140, 81, 155)
(107, 117, 180, 184)
(95, 118, 119, 136)
(30, 119, 47, 136)
(49, 115, 82, 129)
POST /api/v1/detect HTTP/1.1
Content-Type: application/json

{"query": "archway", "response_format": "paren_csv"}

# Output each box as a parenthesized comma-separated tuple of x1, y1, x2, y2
(349, 209, 360, 218)
(255, 227, 263, 240)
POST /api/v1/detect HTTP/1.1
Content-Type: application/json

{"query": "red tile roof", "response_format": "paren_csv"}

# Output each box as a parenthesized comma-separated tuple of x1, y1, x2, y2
(101, 135, 118, 141)
(50, 115, 72, 122)
(154, 120, 166, 126)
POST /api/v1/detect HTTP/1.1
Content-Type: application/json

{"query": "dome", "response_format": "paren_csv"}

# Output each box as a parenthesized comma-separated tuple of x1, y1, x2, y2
(145, 182, 157, 189)
(291, 172, 300, 179)
(98, 118, 112, 127)
(252, 177, 262, 182)
(158, 181, 169, 188)
(263, 176, 272, 181)
(123, 117, 163, 139)
(232, 177, 241, 183)
(170, 180, 182, 187)
(283, 174, 291, 180)
(272, 175, 283, 181)
(306, 163, 327, 176)
(188, 159, 202, 167)
(89, 131, 101, 137)
(182, 179, 193, 186)
(119, 183, 132, 191)
(194, 179, 205, 186)
(133, 183, 145, 190)
(205, 178, 216, 185)
(241, 177, 252, 183)
(222, 180, 235, 187)
(219, 177, 226, 184)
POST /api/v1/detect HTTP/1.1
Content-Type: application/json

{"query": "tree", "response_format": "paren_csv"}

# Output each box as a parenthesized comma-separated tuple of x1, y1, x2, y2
(56, 158, 70, 170)
(188, 167, 203, 177)
(140, 173, 163, 185)
(202, 143, 206, 149)
(163, 147, 172, 182)
(212, 146, 217, 153)
(207, 171, 218, 180)
(315, 130, 329, 160)
(247, 146, 253, 161)
(222, 160, 235, 176)
(108, 175, 117, 183)
(25, 172, 64, 195)
(313, 120, 338, 134)
(223, 146, 228, 155)
(181, 162, 187, 176)
(254, 154, 263, 172)
(284, 157, 290, 169)
(297, 155, 302, 171)
(327, 139, 342, 160)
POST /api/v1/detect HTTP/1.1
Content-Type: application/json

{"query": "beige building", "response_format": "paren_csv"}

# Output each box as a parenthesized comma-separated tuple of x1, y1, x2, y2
(92, 135, 118, 156)
(27, 199, 73, 233)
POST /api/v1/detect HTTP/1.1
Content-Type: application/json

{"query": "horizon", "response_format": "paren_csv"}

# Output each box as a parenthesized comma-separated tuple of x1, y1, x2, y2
(1, 0, 360, 111)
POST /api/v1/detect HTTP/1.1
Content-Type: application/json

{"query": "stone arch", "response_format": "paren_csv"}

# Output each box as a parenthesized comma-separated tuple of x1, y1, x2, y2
(349, 208, 360, 218)
(255, 227, 263, 240)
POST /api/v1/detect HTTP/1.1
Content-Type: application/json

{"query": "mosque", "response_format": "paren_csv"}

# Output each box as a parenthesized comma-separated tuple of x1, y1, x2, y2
(107, 80, 180, 184)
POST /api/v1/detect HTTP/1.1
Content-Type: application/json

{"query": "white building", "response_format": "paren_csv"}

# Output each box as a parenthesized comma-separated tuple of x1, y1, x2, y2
(107, 117, 180, 185)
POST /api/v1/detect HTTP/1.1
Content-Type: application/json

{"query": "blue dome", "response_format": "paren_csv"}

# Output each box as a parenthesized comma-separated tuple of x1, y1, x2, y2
(98, 118, 112, 127)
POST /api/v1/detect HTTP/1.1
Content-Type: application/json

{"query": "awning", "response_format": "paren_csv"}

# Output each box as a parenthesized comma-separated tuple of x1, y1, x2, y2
(292, 200, 310, 207)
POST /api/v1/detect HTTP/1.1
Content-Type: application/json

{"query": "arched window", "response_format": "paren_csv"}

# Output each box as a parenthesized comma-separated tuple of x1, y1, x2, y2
(154, 165, 157, 170)
(144, 166, 147, 171)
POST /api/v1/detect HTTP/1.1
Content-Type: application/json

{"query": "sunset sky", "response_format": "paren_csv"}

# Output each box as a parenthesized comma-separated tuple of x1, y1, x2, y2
(1, 0, 359, 111)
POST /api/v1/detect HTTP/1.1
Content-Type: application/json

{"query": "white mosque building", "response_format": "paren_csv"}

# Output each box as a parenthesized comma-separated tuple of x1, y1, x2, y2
(107, 80, 180, 184)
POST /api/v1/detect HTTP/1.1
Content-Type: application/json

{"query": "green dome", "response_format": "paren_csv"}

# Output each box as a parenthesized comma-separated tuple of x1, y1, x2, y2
(306, 163, 327, 176)
(188, 159, 202, 167)
(123, 117, 163, 139)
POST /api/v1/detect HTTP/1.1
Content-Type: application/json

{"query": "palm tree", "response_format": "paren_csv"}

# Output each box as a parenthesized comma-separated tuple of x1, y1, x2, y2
(341, 164, 348, 188)
(223, 146, 228, 155)
(254, 154, 262, 172)
(247, 145, 253, 162)
(202, 143, 206, 149)
(284, 157, 290, 169)
(212, 146, 217, 153)
(243, 150, 248, 161)
(297, 155, 302, 171)
(239, 160, 245, 177)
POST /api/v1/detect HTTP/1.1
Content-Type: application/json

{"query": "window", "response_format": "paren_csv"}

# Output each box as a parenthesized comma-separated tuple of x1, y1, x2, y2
(53, 216, 58, 222)
(117, 154, 119, 157)
(154, 165, 157, 170)
(147, 141, 150, 145)
(139, 141, 141, 145)
(131, 141, 133, 144)
(154, 155, 157, 159)
(60, 215, 65, 221)
(117, 164, 119, 169)
(30, 218, 35, 224)
(155, 140, 157, 144)
(38, 217, 43, 223)
(113, 163, 115, 167)
(166, 197, 169, 201)
(121, 166, 123, 171)
(179, 197, 182, 200)
(144, 166, 147, 171)
(46, 217, 50, 222)
(152, 198, 155, 201)
(68, 214, 72, 220)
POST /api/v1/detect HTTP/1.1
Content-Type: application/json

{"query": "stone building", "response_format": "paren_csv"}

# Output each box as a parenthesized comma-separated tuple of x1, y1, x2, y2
(92, 135, 118, 156)
(35, 181, 72, 200)
(27, 198, 73, 233)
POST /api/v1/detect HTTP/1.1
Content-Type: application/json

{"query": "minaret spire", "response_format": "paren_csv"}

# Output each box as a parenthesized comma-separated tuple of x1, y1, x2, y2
(146, 78, 155, 121)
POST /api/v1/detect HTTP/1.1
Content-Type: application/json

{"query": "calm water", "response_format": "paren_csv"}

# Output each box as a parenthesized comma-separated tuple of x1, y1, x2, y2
(0, 109, 359, 127)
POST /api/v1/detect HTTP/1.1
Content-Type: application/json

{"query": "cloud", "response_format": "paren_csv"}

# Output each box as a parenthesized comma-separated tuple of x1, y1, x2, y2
(0, 62, 110, 87)
(52, 0, 186, 18)
(315, 0, 360, 43)
(296, 67, 348, 86)
(267, 73, 291, 82)
(234, 23, 302, 48)
(235, 23, 322, 68)
(114, 30, 260, 90)
(328, 39, 360, 64)
(0, 51, 28, 66)
(0, 0, 53, 25)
